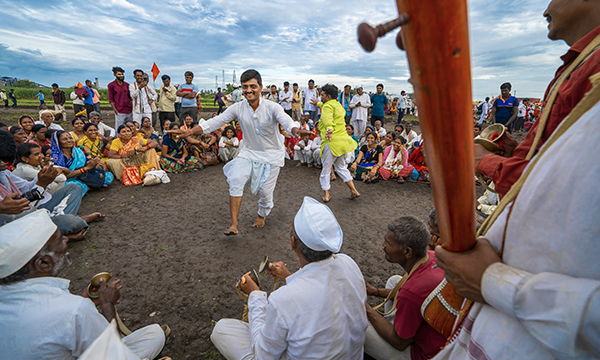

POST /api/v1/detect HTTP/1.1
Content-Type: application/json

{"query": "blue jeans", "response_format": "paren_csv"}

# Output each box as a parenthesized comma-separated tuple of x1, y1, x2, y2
(51, 214, 88, 235)
(39, 183, 83, 216)
(397, 109, 405, 124)
(306, 110, 316, 121)
(370, 115, 385, 127)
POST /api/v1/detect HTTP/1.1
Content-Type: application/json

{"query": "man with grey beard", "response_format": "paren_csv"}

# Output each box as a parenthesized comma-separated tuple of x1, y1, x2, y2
(0, 210, 166, 359)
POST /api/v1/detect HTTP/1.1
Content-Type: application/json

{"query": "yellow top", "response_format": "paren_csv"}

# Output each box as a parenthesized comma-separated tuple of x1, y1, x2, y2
(319, 100, 357, 157)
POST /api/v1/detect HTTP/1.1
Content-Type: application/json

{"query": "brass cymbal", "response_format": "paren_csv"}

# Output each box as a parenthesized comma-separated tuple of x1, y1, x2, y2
(87, 272, 112, 299)
(259, 255, 270, 273)
(249, 269, 260, 287)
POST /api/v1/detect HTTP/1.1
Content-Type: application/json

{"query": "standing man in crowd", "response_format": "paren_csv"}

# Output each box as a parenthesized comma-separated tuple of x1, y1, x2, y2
(0, 89, 7, 109)
(266, 85, 279, 103)
(490, 82, 518, 130)
(478, 96, 490, 124)
(291, 82, 303, 122)
(279, 81, 293, 117)
(70, 88, 85, 116)
(397, 90, 407, 124)
(170, 69, 309, 235)
(129, 69, 157, 125)
(107, 66, 133, 129)
(9, 89, 17, 108)
(338, 84, 354, 124)
(211, 197, 368, 359)
(214, 87, 226, 115)
(515, 98, 529, 132)
(159, 75, 177, 132)
(83, 80, 95, 117)
(51, 84, 66, 123)
(230, 83, 242, 104)
(370, 83, 388, 126)
(89, 81, 102, 121)
(303, 79, 319, 122)
(37, 90, 45, 107)
(177, 71, 199, 122)
(349, 85, 371, 138)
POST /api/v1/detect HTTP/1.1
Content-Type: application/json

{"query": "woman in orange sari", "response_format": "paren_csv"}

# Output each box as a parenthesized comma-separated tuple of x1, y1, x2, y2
(105, 124, 160, 180)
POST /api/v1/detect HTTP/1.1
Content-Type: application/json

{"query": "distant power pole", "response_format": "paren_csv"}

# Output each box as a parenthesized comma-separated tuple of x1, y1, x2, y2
(222, 70, 225, 88)
(233, 70, 236, 84)
(215, 76, 218, 90)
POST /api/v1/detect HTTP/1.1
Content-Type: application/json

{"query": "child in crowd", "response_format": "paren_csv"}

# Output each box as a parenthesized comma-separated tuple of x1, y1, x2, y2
(474, 124, 482, 139)
(294, 133, 313, 167)
(218, 126, 239, 163)
(309, 123, 322, 168)
(160, 123, 203, 173)
(346, 124, 360, 161)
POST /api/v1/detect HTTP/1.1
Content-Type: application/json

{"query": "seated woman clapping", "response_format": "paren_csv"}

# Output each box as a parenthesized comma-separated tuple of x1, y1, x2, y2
(69, 117, 87, 145)
(12, 142, 68, 194)
(50, 130, 114, 196)
(379, 131, 395, 151)
(106, 124, 161, 180)
(350, 132, 383, 184)
(138, 116, 161, 147)
(160, 123, 203, 173)
(379, 136, 415, 183)
(78, 123, 108, 162)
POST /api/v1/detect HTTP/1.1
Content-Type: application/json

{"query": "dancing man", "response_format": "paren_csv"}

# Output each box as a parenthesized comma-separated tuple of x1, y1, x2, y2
(171, 69, 309, 235)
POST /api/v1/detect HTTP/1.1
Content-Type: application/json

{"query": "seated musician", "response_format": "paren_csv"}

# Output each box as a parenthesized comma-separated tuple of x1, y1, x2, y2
(211, 197, 368, 359)
(364, 216, 446, 360)
(0, 210, 166, 359)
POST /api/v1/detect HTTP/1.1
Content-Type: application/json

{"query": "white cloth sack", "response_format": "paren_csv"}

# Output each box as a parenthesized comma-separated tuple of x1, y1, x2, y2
(143, 170, 170, 184)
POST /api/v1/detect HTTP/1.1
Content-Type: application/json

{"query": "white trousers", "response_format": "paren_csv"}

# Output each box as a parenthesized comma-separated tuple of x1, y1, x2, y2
(122, 324, 166, 360)
(54, 104, 67, 122)
(132, 112, 152, 126)
(219, 147, 240, 162)
(364, 275, 411, 360)
(225, 160, 281, 218)
(211, 319, 289, 360)
(320, 145, 353, 191)
(313, 150, 322, 166)
(115, 113, 133, 130)
(352, 119, 367, 139)
(294, 149, 313, 164)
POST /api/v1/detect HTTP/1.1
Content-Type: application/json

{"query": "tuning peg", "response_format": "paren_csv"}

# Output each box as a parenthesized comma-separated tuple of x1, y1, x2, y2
(357, 13, 409, 52)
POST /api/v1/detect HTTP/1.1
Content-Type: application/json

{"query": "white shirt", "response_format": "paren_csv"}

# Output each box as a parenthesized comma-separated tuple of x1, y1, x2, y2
(218, 136, 239, 148)
(200, 98, 300, 167)
(247, 254, 368, 359)
(434, 100, 600, 360)
(349, 93, 372, 121)
(518, 102, 527, 117)
(95, 121, 116, 138)
(278, 90, 293, 110)
(0, 170, 50, 226)
(399, 95, 406, 109)
(0, 277, 110, 359)
(12, 163, 67, 194)
(308, 136, 321, 152)
(129, 82, 157, 114)
(400, 129, 419, 150)
(376, 127, 386, 138)
(302, 88, 319, 112)
(294, 139, 312, 152)
(70, 91, 83, 105)
(35, 120, 64, 131)
(482, 101, 489, 117)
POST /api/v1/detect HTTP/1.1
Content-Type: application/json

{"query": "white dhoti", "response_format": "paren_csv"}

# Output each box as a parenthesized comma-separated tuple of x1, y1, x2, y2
(132, 112, 152, 125)
(219, 147, 240, 162)
(352, 119, 367, 139)
(122, 324, 166, 360)
(320, 145, 353, 191)
(224, 157, 281, 218)
(313, 150, 322, 166)
(364, 275, 411, 360)
(211, 319, 289, 360)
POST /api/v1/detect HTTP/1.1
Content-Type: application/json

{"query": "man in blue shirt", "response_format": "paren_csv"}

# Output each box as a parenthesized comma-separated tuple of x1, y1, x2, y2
(490, 82, 519, 132)
(338, 85, 353, 124)
(83, 80, 95, 117)
(370, 83, 388, 126)
(177, 71, 199, 122)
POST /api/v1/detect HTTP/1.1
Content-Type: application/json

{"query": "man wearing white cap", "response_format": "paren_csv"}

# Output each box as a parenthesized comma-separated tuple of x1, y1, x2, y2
(0, 210, 166, 360)
(211, 196, 368, 359)
(349, 85, 371, 138)
(169, 69, 310, 235)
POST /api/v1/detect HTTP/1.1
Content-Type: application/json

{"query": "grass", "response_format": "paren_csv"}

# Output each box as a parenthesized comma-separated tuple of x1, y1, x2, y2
(157, 245, 168, 252)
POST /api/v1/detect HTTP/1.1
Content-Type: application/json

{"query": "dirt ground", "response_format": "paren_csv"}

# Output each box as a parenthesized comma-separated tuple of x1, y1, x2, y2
(1, 107, 498, 359)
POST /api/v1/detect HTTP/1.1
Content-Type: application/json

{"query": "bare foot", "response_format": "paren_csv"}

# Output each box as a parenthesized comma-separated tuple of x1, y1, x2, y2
(252, 216, 266, 228)
(295, 163, 302, 167)
(348, 191, 361, 200)
(67, 229, 88, 241)
(307, 163, 313, 168)
(323, 195, 332, 203)
(224, 225, 239, 236)
(331, 174, 337, 181)
(81, 212, 105, 223)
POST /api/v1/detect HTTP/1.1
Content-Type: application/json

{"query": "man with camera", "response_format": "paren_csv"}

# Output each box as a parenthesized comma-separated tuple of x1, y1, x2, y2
(0, 130, 102, 240)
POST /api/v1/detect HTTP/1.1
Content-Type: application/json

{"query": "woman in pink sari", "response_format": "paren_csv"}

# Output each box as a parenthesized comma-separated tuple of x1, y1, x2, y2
(379, 136, 414, 183)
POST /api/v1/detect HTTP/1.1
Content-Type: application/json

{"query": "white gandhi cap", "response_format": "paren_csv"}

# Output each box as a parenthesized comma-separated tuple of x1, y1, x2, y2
(293, 196, 343, 252)
(0, 209, 57, 279)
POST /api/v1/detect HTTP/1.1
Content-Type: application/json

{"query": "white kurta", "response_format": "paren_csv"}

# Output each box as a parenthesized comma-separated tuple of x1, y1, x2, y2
(211, 254, 368, 360)
(129, 82, 157, 115)
(434, 99, 600, 359)
(0, 277, 165, 360)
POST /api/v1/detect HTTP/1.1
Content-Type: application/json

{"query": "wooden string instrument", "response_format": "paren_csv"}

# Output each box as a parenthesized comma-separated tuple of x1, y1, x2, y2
(358, 0, 476, 338)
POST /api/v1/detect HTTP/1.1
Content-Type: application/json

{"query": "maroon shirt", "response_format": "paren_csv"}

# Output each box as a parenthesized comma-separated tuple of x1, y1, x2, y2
(108, 80, 132, 114)
(394, 251, 446, 360)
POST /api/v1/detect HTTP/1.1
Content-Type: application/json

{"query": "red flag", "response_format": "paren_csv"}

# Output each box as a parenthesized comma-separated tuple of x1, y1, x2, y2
(151, 62, 160, 82)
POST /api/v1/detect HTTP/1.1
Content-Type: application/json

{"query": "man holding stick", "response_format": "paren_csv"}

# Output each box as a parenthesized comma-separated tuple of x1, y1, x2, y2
(170, 69, 310, 235)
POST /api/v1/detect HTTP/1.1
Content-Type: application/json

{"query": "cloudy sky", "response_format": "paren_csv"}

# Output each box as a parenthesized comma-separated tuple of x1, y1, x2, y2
(0, 0, 567, 99)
